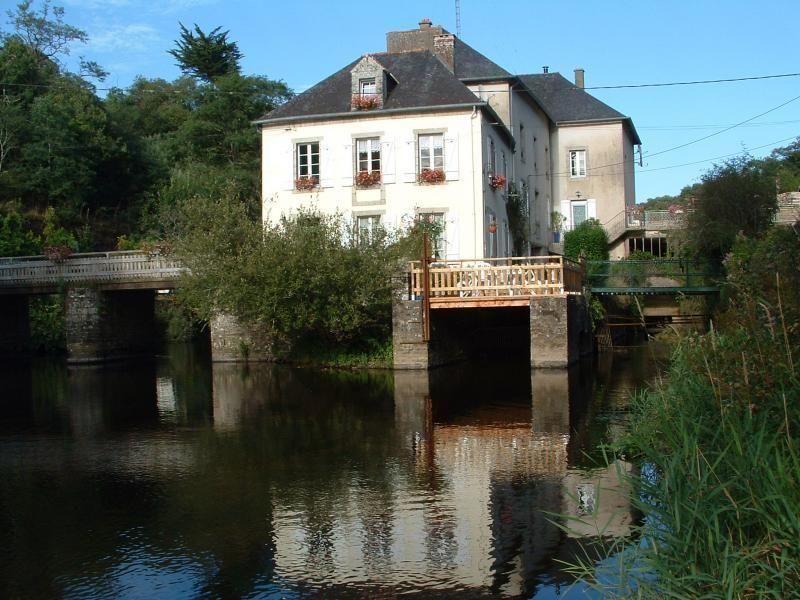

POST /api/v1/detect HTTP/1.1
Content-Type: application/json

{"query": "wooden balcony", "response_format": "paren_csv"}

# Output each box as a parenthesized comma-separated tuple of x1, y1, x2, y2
(408, 256, 584, 309)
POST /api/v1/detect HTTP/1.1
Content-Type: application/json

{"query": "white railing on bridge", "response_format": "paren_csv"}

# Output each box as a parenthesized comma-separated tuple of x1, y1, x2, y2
(0, 251, 185, 289)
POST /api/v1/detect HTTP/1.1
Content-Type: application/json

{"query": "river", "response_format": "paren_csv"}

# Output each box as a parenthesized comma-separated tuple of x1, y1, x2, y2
(0, 344, 665, 599)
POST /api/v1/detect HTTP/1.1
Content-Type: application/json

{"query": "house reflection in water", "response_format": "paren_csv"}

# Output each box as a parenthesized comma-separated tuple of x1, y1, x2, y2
(207, 361, 639, 597)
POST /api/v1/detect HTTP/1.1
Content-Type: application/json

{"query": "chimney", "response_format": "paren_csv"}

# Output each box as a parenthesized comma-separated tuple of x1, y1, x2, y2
(433, 33, 455, 72)
(574, 68, 585, 89)
(387, 19, 445, 53)
(419, 18, 432, 29)
(542, 65, 549, 74)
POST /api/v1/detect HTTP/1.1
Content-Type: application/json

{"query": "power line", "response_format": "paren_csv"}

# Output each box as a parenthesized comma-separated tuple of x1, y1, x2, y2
(639, 119, 800, 131)
(585, 72, 800, 90)
(644, 93, 800, 159)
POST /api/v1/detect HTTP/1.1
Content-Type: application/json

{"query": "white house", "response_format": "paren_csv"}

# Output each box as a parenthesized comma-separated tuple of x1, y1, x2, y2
(256, 19, 641, 259)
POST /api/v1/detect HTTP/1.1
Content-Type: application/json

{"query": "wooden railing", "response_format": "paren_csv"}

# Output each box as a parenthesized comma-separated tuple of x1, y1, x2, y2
(408, 256, 584, 301)
(0, 251, 185, 290)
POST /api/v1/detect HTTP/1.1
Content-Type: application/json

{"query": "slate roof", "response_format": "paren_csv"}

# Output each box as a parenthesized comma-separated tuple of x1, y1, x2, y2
(519, 72, 640, 144)
(453, 38, 511, 80)
(257, 51, 482, 123)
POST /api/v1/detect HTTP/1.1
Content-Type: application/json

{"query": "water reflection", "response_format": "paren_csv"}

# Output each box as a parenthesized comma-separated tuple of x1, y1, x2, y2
(0, 348, 658, 599)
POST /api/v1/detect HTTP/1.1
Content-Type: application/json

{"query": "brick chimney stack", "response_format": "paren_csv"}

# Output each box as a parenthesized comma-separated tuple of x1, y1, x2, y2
(433, 34, 455, 72)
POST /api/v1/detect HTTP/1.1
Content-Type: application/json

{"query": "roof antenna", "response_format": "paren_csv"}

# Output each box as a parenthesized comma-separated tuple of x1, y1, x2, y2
(455, 0, 462, 37)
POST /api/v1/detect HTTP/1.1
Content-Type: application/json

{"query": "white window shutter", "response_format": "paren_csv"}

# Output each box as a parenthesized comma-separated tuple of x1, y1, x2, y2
(320, 144, 333, 188)
(401, 139, 417, 183)
(444, 134, 459, 180)
(587, 198, 597, 220)
(381, 141, 395, 184)
(341, 143, 353, 187)
(445, 213, 459, 259)
(278, 142, 295, 191)
(560, 199, 572, 232)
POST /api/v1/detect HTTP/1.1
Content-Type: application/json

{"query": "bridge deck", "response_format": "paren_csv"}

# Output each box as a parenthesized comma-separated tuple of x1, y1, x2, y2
(0, 251, 185, 295)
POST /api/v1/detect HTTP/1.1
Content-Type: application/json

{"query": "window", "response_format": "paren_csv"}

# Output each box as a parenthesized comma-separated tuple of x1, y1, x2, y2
(357, 214, 381, 244)
(418, 134, 444, 172)
(572, 201, 587, 228)
(519, 123, 525, 162)
(296, 142, 320, 179)
(418, 212, 446, 259)
(356, 138, 381, 174)
(359, 77, 376, 96)
(569, 149, 587, 178)
(489, 137, 496, 174)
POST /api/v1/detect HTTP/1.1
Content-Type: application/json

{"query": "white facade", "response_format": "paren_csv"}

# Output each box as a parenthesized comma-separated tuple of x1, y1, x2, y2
(261, 109, 516, 260)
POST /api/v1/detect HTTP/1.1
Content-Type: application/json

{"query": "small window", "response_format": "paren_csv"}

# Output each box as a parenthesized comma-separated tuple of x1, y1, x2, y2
(359, 77, 376, 96)
(296, 142, 320, 179)
(519, 123, 525, 162)
(569, 149, 587, 178)
(418, 133, 444, 172)
(356, 138, 381, 174)
(357, 214, 381, 244)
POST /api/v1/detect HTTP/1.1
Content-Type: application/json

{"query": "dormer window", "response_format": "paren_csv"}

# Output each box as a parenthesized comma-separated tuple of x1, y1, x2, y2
(359, 78, 377, 96)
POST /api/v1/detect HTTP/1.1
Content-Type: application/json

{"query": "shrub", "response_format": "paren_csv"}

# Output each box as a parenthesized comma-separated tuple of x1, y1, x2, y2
(564, 218, 609, 261)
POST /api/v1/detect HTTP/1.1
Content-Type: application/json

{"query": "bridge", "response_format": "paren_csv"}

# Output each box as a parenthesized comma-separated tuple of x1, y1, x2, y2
(585, 259, 721, 295)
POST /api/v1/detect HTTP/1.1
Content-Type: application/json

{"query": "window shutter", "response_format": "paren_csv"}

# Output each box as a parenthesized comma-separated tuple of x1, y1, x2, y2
(280, 142, 295, 191)
(444, 134, 459, 181)
(587, 198, 596, 220)
(445, 212, 459, 259)
(320, 144, 333, 188)
(341, 143, 353, 187)
(560, 199, 571, 232)
(381, 141, 395, 184)
(401, 139, 417, 183)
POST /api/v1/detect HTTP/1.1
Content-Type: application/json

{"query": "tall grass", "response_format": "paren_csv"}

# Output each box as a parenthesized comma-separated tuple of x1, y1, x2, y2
(571, 227, 800, 597)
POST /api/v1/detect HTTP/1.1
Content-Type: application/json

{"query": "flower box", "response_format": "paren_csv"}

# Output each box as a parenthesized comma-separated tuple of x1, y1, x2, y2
(355, 170, 381, 188)
(351, 95, 380, 110)
(489, 174, 506, 190)
(295, 176, 319, 191)
(43, 245, 73, 262)
(418, 168, 446, 184)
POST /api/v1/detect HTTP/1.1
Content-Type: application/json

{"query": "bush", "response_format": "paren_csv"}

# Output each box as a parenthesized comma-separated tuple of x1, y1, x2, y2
(0, 208, 40, 256)
(564, 218, 609, 261)
(170, 197, 414, 357)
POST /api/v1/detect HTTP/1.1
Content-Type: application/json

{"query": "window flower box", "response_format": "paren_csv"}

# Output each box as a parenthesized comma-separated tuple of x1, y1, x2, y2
(355, 170, 381, 188)
(489, 174, 506, 190)
(295, 176, 319, 191)
(351, 95, 380, 110)
(418, 168, 446, 184)
(43, 245, 73, 262)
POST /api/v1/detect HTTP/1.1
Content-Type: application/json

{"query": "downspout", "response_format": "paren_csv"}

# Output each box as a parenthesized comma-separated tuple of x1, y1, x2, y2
(471, 106, 478, 258)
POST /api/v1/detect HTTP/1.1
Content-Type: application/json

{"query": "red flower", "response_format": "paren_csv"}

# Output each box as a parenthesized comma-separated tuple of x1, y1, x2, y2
(295, 176, 319, 191)
(418, 168, 446, 184)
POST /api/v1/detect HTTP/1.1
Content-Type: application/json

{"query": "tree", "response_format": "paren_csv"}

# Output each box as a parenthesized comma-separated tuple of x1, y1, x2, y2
(4, 0, 86, 61)
(564, 218, 609, 261)
(687, 157, 777, 266)
(168, 23, 243, 82)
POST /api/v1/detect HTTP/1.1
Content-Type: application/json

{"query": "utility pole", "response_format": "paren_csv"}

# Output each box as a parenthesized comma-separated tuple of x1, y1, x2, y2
(455, 0, 462, 37)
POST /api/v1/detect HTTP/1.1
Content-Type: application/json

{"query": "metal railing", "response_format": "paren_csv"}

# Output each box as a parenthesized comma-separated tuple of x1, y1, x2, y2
(0, 251, 185, 290)
(585, 259, 720, 293)
(408, 256, 584, 301)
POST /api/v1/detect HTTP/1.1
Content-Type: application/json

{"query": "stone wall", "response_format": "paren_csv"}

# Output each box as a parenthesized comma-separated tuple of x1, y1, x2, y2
(529, 295, 592, 368)
(208, 313, 276, 363)
(65, 288, 155, 363)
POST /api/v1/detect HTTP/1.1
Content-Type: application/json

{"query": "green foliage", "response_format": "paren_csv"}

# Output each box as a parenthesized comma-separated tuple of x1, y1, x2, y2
(170, 198, 410, 352)
(687, 156, 777, 266)
(28, 295, 65, 352)
(168, 23, 243, 82)
(0, 207, 40, 255)
(581, 226, 800, 597)
(563, 218, 609, 261)
(506, 184, 529, 255)
(4, 0, 87, 62)
(41, 206, 76, 249)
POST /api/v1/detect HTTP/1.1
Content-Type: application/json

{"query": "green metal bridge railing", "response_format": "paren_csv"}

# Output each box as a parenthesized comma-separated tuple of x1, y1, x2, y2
(586, 259, 721, 295)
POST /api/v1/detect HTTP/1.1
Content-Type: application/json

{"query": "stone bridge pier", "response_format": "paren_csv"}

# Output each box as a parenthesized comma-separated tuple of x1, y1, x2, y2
(65, 288, 156, 364)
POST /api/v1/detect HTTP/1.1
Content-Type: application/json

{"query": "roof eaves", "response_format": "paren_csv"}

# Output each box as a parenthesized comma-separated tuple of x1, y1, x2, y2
(253, 102, 483, 127)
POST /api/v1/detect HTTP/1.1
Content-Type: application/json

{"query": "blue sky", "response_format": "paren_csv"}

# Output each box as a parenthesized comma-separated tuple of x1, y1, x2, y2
(6, 0, 800, 201)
